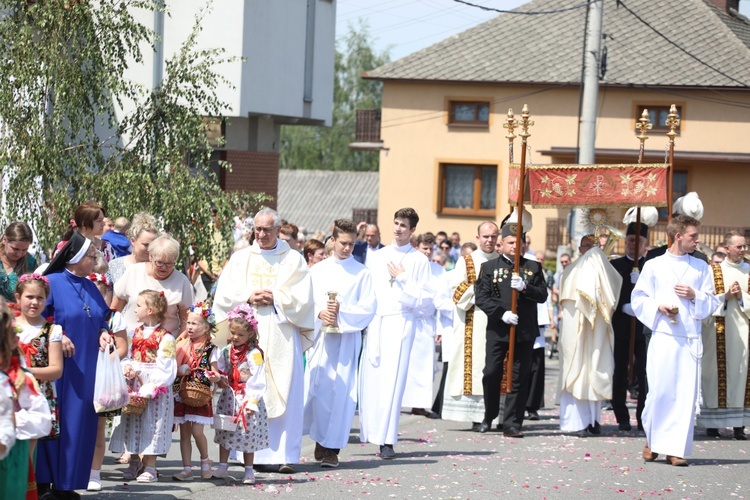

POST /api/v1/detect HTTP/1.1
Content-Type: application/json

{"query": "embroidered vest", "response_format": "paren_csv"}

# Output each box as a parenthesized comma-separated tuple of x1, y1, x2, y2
(131, 325, 168, 363)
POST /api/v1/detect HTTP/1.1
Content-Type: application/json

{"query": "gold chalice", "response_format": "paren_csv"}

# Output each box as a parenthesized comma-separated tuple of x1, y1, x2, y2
(668, 305, 679, 324)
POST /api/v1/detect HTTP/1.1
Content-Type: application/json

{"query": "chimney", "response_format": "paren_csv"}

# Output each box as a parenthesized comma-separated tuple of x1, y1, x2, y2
(708, 0, 740, 14)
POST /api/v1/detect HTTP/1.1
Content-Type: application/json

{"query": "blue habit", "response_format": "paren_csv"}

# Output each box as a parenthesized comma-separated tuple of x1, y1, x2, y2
(36, 270, 109, 491)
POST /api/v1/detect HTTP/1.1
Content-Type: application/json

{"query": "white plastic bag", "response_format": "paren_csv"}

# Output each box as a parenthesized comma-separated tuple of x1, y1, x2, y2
(93, 344, 130, 413)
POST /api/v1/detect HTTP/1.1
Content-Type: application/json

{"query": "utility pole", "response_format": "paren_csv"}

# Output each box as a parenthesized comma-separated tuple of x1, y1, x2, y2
(572, 0, 604, 252)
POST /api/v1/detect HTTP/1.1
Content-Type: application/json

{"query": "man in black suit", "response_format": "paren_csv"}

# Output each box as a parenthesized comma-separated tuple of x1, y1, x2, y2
(352, 223, 384, 264)
(610, 222, 649, 431)
(475, 223, 548, 437)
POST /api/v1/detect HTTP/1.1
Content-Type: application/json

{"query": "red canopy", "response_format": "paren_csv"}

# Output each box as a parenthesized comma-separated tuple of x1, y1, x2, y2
(508, 163, 668, 208)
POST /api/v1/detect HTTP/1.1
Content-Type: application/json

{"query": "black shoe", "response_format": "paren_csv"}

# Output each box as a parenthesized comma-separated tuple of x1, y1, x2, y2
(548, 341, 557, 359)
(618, 422, 632, 431)
(573, 428, 589, 438)
(411, 408, 440, 419)
(587, 422, 602, 435)
(379, 444, 396, 459)
(734, 427, 747, 440)
(496, 422, 504, 431)
(706, 428, 721, 438)
(526, 410, 540, 421)
(471, 422, 482, 432)
(45, 492, 81, 500)
(503, 427, 524, 438)
(477, 421, 491, 433)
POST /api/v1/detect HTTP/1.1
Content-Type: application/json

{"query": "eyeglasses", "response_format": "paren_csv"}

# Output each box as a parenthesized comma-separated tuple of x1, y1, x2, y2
(152, 259, 175, 268)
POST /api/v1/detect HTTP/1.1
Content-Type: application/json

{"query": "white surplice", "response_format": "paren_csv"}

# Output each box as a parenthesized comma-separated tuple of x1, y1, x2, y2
(698, 259, 750, 428)
(359, 242, 431, 446)
(442, 249, 496, 423)
(402, 261, 448, 409)
(303, 255, 377, 450)
(213, 238, 314, 464)
(558, 248, 621, 431)
(632, 251, 721, 458)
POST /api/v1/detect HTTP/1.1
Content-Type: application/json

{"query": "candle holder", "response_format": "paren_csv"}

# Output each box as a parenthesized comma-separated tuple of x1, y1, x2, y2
(321, 291, 340, 334)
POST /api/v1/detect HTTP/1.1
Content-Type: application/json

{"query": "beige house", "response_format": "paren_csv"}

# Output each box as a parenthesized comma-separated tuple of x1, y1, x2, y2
(363, 0, 750, 252)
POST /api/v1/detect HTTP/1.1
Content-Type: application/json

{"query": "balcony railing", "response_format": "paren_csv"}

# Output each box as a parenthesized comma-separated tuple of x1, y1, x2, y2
(353, 109, 382, 144)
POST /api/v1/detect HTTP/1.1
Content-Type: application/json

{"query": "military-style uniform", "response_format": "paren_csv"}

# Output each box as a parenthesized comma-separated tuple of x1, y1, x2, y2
(610, 255, 647, 429)
(475, 253, 547, 431)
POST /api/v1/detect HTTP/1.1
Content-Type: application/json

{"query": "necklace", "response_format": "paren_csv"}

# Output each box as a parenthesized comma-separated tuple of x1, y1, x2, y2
(388, 246, 413, 287)
(66, 272, 92, 318)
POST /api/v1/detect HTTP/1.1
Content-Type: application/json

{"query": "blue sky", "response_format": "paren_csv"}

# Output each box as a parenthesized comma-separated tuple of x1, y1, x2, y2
(336, 0, 750, 61)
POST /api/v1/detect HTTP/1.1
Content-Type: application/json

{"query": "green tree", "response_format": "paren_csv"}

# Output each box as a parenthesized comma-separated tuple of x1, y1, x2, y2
(0, 1, 269, 264)
(280, 21, 389, 171)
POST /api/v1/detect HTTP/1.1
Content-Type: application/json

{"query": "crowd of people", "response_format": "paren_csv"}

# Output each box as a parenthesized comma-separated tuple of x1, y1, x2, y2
(0, 192, 748, 498)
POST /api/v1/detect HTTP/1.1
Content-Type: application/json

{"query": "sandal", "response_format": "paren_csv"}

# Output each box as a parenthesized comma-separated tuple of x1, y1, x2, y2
(123, 460, 144, 481)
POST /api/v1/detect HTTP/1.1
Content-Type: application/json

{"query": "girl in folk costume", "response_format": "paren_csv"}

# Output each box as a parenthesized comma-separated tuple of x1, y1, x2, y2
(0, 299, 52, 500)
(87, 269, 128, 492)
(172, 302, 220, 481)
(208, 303, 269, 485)
(14, 274, 62, 450)
(110, 290, 176, 483)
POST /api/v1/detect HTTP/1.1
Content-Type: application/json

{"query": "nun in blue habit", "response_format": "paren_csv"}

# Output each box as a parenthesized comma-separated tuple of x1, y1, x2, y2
(37, 232, 112, 498)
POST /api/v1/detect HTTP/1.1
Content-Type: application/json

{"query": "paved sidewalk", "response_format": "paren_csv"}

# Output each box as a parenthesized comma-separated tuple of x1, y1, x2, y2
(86, 354, 750, 499)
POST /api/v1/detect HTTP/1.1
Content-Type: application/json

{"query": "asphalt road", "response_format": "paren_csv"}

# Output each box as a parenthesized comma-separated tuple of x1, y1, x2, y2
(85, 353, 750, 499)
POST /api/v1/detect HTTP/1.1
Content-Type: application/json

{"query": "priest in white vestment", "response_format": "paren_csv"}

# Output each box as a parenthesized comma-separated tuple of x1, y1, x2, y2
(558, 241, 621, 436)
(303, 219, 377, 468)
(213, 208, 314, 472)
(632, 215, 721, 466)
(442, 222, 499, 428)
(402, 233, 445, 417)
(698, 230, 750, 439)
(359, 208, 431, 459)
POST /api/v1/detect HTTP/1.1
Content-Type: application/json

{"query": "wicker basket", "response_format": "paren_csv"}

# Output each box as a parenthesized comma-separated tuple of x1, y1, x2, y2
(122, 374, 149, 416)
(122, 394, 148, 416)
(179, 376, 212, 408)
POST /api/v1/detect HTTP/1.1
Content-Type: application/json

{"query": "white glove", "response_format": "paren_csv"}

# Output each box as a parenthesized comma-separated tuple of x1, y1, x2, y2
(623, 303, 635, 317)
(501, 311, 519, 325)
(510, 276, 526, 291)
(179, 364, 191, 376)
(630, 271, 639, 284)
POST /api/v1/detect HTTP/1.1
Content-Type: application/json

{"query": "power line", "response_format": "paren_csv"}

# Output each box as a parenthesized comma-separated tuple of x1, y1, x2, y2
(452, 0, 590, 15)
(616, 0, 749, 88)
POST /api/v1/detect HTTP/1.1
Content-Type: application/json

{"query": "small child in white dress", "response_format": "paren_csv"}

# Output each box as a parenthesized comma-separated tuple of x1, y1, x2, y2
(208, 303, 269, 485)
(110, 290, 177, 483)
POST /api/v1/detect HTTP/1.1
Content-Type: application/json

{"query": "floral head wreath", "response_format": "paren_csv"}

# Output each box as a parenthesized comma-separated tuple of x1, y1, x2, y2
(189, 301, 217, 332)
(87, 273, 111, 288)
(227, 302, 259, 333)
(19, 273, 50, 286)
